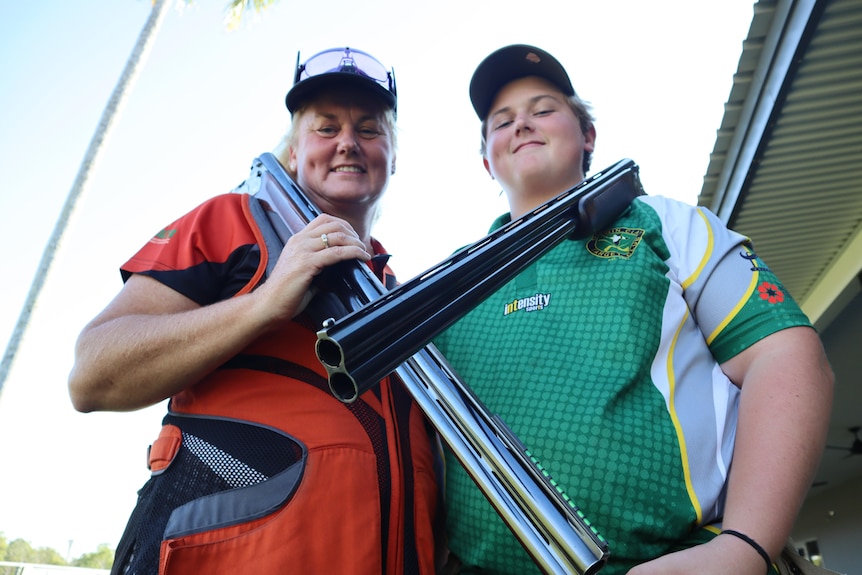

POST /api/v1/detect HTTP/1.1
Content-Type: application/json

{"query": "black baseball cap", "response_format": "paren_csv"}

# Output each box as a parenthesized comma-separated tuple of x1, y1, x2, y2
(286, 47, 397, 115)
(469, 44, 575, 120)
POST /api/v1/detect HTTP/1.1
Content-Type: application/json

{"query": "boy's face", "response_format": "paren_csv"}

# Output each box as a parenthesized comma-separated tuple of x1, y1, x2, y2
(483, 76, 595, 210)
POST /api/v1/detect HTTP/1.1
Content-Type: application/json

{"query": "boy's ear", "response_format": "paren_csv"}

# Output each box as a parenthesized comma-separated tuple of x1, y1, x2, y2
(584, 125, 597, 153)
(483, 157, 494, 180)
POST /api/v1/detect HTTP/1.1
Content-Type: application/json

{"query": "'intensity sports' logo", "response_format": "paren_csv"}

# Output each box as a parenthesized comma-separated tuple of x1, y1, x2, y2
(503, 293, 551, 316)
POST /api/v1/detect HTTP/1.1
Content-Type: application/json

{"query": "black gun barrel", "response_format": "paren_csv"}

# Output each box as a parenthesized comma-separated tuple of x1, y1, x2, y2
(316, 158, 644, 403)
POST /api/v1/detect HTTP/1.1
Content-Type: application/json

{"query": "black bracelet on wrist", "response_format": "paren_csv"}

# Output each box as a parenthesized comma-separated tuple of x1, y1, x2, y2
(720, 529, 771, 571)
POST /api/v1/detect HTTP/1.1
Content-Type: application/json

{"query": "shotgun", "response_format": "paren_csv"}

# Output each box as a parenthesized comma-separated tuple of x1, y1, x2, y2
(239, 152, 629, 574)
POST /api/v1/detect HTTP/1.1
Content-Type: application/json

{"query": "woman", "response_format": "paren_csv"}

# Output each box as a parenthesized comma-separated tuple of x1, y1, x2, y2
(68, 47, 439, 575)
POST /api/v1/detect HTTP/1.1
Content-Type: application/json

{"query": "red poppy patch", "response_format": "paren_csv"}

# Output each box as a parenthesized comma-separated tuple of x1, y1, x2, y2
(758, 282, 785, 304)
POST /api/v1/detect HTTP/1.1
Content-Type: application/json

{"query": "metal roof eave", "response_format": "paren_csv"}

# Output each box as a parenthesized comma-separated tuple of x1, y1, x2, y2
(707, 0, 823, 222)
(806, 227, 862, 328)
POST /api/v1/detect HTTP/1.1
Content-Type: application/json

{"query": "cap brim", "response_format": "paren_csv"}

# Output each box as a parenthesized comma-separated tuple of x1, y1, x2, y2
(286, 73, 396, 113)
(469, 44, 574, 119)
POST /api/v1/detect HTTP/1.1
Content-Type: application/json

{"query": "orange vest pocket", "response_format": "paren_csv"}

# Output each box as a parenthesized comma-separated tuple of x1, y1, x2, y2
(160, 448, 383, 575)
(148, 424, 182, 474)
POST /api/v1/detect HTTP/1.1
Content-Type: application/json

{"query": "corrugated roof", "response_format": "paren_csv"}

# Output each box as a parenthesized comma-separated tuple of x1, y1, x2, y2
(698, 0, 862, 494)
(699, 0, 862, 325)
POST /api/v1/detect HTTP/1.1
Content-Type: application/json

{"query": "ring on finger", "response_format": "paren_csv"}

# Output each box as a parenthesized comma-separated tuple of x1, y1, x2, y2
(321, 233, 329, 249)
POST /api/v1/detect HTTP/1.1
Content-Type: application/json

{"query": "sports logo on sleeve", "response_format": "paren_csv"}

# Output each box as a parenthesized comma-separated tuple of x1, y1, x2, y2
(586, 227, 644, 259)
(150, 228, 177, 245)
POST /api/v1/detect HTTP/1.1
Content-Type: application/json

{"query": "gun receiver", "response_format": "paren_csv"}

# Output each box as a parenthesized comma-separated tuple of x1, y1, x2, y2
(242, 153, 612, 574)
(316, 158, 644, 402)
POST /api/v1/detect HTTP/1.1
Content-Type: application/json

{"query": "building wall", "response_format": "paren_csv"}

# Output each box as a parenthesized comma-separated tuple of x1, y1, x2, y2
(793, 476, 862, 574)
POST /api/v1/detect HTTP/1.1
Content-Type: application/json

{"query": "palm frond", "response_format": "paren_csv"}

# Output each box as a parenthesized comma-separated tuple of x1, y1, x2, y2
(224, 0, 277, 30)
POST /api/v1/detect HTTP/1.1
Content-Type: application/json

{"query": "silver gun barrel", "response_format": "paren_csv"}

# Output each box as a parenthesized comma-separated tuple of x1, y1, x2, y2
(400, 346, 608, 574)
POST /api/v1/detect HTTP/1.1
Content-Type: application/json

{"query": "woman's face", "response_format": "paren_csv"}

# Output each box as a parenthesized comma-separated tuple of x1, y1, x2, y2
(289, 93, 395, 217)
(483, 76, 595, 210)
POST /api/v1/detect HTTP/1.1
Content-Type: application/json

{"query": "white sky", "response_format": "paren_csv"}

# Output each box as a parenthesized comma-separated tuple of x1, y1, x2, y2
(0, 0, 755, 558)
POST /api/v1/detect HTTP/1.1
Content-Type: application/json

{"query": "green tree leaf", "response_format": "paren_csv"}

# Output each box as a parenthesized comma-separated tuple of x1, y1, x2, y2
(73, 544, 115, 569)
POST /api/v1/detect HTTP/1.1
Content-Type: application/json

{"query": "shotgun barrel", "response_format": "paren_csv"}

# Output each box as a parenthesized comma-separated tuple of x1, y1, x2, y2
(316, 158, 644, 402)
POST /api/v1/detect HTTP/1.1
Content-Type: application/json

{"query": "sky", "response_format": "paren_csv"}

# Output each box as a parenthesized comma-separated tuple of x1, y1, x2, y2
(0, 0, 755, 559)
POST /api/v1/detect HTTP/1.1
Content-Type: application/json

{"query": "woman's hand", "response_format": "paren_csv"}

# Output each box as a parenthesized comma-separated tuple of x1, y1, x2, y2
(254, 213, 371, 325)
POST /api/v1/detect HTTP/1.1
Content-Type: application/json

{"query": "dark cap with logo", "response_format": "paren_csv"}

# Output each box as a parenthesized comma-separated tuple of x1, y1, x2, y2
(469, 44, 575, 120)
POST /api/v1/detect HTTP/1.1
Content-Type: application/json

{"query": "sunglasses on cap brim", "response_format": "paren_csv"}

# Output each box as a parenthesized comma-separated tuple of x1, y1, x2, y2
(293, 47, 396, 100)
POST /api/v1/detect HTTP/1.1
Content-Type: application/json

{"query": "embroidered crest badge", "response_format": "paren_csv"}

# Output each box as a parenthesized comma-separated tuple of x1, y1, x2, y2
(586, 227, 644, 259)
